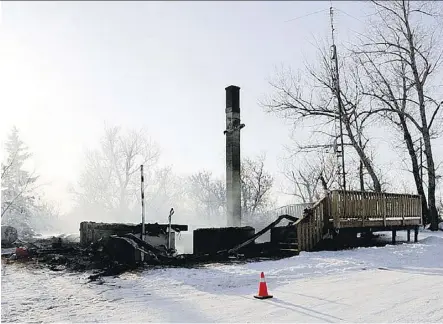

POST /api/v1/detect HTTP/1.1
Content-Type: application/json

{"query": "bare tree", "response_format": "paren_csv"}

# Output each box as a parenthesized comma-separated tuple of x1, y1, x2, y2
(354, 0, 443, 229)
(73, 125, 160, 220)
(187, 170, 226, 223)
(262, 44, 384, 192)
(134, 166, 186, 221)
(241, 155, 274, 217)
(187, 156, 274, 226)
(282, 151, 337, 203)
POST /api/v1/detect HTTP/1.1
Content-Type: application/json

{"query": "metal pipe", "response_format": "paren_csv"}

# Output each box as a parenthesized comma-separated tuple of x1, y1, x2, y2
(140, 165, 146, 262)
(168, 208, 174, 250)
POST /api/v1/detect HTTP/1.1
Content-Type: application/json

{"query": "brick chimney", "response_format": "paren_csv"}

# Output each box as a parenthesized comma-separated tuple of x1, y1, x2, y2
(224, 85, 244, 227)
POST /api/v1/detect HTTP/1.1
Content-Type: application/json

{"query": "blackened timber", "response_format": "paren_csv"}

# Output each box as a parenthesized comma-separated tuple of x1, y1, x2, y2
(228, 215, 298, 254)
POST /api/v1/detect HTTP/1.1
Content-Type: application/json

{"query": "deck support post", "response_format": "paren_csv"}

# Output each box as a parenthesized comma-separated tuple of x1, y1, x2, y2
(407, 229, 411, 242)
(392, 230, 397, 245)
(414, 226, 419, 243)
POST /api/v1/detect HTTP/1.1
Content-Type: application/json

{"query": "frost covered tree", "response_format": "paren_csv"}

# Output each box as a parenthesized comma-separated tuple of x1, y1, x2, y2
(134, 166, 187, 223)
(72, 125, 166, 222)
(187, 170, 227, 225)
(1, 126, 39, 237)
(241, 155, 274, 217)
(187, 156, 274, 226)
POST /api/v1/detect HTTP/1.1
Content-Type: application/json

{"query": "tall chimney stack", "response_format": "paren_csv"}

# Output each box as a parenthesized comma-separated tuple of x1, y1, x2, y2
(224, 85, 244, 227)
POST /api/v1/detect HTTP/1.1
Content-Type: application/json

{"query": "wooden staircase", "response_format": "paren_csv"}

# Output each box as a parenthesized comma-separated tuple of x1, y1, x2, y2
(277, 242, 298, 254)
(270, 225, 299, 255)
(294, 195, 329, 252)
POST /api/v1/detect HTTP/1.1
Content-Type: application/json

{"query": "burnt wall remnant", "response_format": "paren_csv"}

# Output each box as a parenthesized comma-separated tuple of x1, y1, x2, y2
(79, 221, 188, 249)
(224, 85, 245, 227)
(193, 226, 255, 255)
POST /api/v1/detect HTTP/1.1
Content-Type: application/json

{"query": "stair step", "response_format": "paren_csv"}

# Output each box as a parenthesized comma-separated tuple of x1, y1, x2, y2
(279, 249, 299, 253)
(277, 244, 298, 250)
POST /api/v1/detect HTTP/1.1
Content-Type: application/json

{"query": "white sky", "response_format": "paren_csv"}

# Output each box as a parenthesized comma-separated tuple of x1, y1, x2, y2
(0, 1, 441, 213)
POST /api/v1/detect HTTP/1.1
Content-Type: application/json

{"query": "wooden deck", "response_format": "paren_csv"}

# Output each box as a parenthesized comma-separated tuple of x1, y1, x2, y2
(291, 190, 422, 252)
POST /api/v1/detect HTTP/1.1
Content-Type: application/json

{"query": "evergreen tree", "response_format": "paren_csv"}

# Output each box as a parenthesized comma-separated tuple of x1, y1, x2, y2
(1, 126, 38, 237)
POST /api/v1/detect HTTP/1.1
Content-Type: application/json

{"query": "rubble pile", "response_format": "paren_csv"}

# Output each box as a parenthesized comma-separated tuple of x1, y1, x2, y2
(2, 215, 301, 281)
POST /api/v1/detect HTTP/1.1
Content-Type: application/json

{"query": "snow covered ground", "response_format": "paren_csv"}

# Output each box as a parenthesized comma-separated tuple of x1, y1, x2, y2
(2, 230, 443, 323)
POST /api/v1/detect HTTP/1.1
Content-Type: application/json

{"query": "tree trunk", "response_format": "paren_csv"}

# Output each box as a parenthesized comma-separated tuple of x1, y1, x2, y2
(359, 160, 365, 191)
(424, 135, 438, 230)
(358, 134, 365, 191)
(341, 109, 382, 192)
(398, 115, 429, 225)
(402, 4, 439, 230)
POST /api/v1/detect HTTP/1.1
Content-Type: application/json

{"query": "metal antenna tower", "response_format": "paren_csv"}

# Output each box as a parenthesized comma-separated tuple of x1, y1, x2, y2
(329, 5, 347, 192)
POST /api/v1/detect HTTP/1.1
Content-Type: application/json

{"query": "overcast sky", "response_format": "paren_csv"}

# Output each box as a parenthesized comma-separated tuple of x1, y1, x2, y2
(1, 1, 441, 213)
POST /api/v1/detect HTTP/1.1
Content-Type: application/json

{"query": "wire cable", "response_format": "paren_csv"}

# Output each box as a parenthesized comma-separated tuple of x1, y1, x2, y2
(285, 8, 329, 23)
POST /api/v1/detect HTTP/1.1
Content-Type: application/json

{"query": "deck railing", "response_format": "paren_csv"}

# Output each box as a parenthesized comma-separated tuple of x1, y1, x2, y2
(272, 203, 313, 219)
(330, 190, 422, 228)
(295, 190, 422, 251)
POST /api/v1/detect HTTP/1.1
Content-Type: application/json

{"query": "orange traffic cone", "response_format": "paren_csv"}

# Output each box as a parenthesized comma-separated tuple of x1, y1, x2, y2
(254, 272, 273, 299)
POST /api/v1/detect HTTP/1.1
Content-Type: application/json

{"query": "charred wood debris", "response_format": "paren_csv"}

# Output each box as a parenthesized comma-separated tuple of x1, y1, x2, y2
(1, 216, 299, 282)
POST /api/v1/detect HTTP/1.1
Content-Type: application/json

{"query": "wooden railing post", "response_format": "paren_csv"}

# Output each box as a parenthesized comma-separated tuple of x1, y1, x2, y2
(332, 191, 339, 228)
(401, 195, 405, 226)
(310, 212, 314, 250)
(297, 221, 302, 251)
(323, 194, 330, 233)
